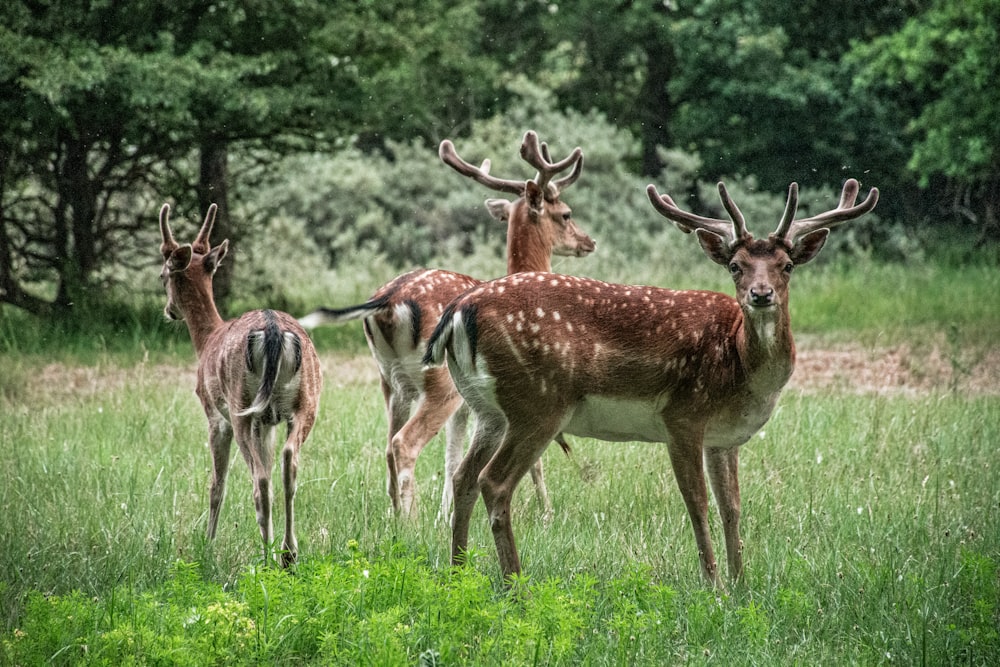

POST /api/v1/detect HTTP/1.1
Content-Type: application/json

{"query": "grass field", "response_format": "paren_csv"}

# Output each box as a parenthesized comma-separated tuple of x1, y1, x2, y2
(1, 260, 998, 665)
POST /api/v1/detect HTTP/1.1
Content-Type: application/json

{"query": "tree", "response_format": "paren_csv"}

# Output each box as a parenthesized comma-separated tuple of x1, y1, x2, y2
(477, 0, 678, 176)
(667, 0, 920, 193)
(0, 0, 512, 318)
(848, 0, 1000, 242)
(0, 0, 359, 317)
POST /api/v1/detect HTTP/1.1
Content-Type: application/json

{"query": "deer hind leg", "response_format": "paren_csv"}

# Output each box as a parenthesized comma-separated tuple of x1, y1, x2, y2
(666, 436, 720, 586)
(451, 409, 507, 567)
(381, 376, 411, 515)
(391, 367, 464, 519)
(235, 417, 276, 565)
(478, 415, 563, 582)
(438, 402, 470, 526)
(206, 416, 234, 540)
(279, 411, 316, 568)
(705, 446, 743, 581)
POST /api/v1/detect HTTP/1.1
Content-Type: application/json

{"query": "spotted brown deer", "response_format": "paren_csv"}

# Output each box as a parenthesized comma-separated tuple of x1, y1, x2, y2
(424, 178, 878, 585)
(299, 131, 595, 520)
(159, 203, 322, 567)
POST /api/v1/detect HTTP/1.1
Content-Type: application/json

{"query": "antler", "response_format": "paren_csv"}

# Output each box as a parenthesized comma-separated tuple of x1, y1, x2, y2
(439, 140, 525, 195)
(439, 130, 583, 198)
(518, 130, 583, 197)
(772, 178, 879, 245)
(192, 203, 219, 254)
(646, 182, 751, 249)
(159, 203, 178, 257)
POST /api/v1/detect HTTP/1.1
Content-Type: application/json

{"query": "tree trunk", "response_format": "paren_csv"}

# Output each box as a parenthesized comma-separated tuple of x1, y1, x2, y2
(53, 133, 98, 318)
(637, 14, 676, 177)
(199, 140, 233, 308)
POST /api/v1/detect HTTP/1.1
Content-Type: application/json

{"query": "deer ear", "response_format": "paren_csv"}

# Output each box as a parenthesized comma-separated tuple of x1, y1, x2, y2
(789, 229, 829, 265)
(203, 240, 229, 275)
(696, 229, 731, 266)
(168, 245, 193, 272)
(485, 198, 512, 223)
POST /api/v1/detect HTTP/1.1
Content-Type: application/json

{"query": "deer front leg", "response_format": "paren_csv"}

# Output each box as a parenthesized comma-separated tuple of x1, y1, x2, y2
(666, 436, 720, 586)
(527, 457, 554, 523)
(705, 446, 743, 581)
(206, 416, 234, 540)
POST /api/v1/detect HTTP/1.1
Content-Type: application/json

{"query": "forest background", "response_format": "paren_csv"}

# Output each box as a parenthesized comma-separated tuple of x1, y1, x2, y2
(3, 2, 1000, 663)
(1, 0, 998, 326)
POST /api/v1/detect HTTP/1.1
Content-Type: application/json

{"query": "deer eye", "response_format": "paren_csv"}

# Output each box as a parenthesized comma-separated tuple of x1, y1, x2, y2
(784, 262, 794, 274)
(562, 212, 572, 222)
(728, 262, 741, 275)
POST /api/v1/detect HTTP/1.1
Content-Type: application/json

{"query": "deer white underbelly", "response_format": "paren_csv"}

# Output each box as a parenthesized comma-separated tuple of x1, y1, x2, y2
(562, 394, 671, 443)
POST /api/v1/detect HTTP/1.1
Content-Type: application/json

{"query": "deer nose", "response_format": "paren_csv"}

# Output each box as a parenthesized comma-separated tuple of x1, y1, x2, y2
(749, 286, 774, 307)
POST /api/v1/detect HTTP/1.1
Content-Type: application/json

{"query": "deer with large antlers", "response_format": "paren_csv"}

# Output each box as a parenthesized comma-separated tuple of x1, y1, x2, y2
(159, 203, 322, 567)
(299, 131, 595, 521)
(424, 178, 878, 585)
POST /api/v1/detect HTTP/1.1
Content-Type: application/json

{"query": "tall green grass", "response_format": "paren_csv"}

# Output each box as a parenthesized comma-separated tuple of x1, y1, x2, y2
(2, 351, 997, 664)
(1, 258, 997, 663)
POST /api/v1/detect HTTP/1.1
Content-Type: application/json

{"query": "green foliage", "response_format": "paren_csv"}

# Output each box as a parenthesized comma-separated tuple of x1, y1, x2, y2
(850, 0, 1000, 184)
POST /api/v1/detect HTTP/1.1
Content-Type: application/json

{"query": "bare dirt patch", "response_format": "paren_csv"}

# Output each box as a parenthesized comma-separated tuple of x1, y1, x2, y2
(790, 342, 1000, 396)
(10, 342, 998, 407)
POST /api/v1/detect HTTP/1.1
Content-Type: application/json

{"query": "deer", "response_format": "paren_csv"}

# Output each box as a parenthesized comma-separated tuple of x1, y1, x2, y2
(298, 131, 595, 522)
(423, 177, 878, 586)
(159, 202, 322, 567)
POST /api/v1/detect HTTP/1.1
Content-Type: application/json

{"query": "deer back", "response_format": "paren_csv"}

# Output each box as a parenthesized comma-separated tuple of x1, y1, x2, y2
(197, 309, 321, 425)
(426, 272, 782, 446)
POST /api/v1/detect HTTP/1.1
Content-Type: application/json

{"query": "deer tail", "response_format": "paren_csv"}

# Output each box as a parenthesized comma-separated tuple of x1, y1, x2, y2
(238, 310, 302, 421)
(423, 301, 462, 368)
(297, 295, 391, 329)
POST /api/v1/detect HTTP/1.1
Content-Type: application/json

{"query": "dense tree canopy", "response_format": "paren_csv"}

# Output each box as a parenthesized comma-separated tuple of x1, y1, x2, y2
(0, 0, 995, 319)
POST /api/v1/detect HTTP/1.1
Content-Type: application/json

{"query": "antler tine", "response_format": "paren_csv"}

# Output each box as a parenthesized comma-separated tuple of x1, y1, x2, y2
(519, 130, 583, 196)
(551, 152, 584, 194)
(192, 203, 218, 254)
(439, 139, 525, 195)
(540, 141, 552, 163)
(772, 182, 801, 241)
(716, 182, 751, 244)
(646, 183, 748, 248)
(159, 203, 178, 256)
(776, 178, 880, 245)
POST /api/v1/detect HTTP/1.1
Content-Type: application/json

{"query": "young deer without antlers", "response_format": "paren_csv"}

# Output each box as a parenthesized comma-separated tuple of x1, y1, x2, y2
(159, 203, 322, 567)
(424, 178, 878, 585)
(299, 131, 595, 521)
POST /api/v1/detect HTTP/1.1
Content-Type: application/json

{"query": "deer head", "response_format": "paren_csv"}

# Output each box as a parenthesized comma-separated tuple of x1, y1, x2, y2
(647, 179, 879, 316)
(439, 131, 595, 271)
(158, 203, 229, 324)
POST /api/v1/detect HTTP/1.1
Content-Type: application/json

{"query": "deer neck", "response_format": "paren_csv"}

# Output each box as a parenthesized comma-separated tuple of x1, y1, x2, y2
(182, 288, 225, 357)
(736, 304, 796, 394)
(506, 217, 552, 274)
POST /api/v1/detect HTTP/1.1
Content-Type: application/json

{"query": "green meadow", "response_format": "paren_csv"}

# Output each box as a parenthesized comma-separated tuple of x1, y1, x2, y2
(1, 260, 998, 665)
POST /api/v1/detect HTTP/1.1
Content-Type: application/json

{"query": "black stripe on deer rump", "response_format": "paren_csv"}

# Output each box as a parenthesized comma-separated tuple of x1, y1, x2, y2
(244, 310, 303, 381)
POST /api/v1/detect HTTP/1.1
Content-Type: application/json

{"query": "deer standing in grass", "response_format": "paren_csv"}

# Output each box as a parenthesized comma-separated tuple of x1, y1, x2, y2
(159, 203, 322, 567)
(424, 178, 878, 585)
(299, 131, 594, 521)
